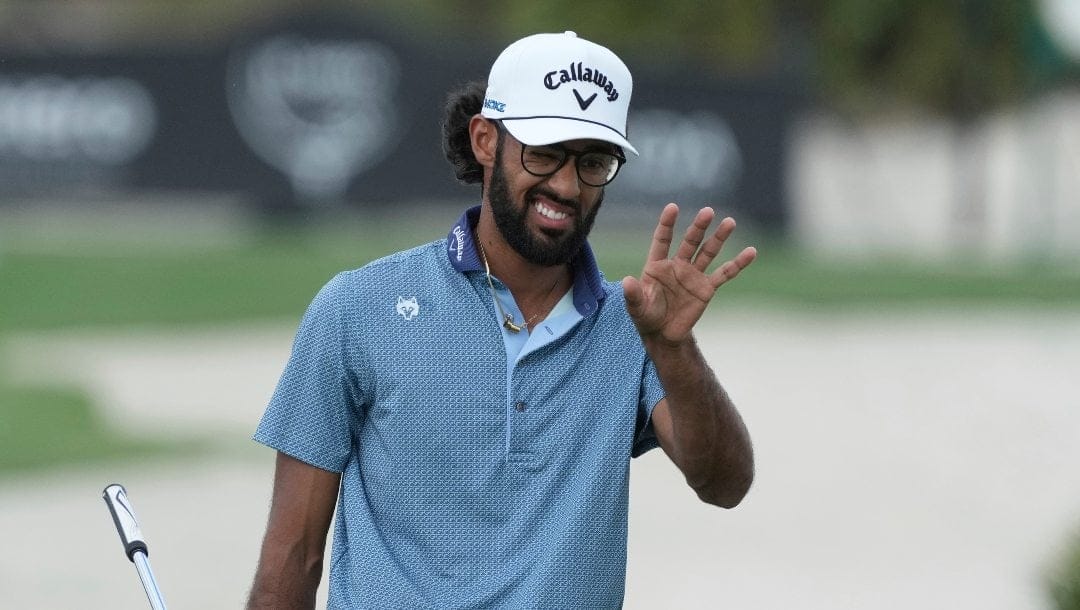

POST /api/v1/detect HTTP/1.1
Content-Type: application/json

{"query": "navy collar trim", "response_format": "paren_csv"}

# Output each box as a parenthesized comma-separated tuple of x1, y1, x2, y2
(445, 205, 606, 316)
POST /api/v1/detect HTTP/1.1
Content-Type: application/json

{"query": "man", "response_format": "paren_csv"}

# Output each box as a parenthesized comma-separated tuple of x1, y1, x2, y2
(248, 31, 756, 609)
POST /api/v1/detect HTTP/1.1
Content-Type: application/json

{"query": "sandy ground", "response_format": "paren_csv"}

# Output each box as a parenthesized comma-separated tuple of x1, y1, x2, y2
(3, 307, 1080, 609)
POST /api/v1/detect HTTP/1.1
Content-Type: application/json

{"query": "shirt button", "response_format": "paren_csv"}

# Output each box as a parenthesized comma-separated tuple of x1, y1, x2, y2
(514, 401, 527, 412)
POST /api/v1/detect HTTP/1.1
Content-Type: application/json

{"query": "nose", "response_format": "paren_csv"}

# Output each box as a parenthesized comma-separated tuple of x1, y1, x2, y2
(544, 155, 582, 199)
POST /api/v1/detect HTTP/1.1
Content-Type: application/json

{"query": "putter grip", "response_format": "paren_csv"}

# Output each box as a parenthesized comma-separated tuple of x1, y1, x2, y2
(103, 483, 149, 561)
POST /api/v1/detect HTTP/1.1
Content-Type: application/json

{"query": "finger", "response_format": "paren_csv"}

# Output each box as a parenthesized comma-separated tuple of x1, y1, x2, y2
(709, 246, 757, 289)
(622, 276, 645, 317)
(674, 207, 716, 263)
(646, 203, 679, 263)
(693, 216, 736, 272)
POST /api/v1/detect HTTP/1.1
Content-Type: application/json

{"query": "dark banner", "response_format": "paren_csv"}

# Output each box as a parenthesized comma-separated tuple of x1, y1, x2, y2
(0, 12, 798, 226)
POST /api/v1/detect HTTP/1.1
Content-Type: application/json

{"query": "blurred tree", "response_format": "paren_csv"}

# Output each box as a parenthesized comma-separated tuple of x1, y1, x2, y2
(494, 0, 781, 74)
(373, 0, 782, 75)
(809, 0, 1042, 117)
(378, 0, 1064, 118)
(2, 0, 1071, 115)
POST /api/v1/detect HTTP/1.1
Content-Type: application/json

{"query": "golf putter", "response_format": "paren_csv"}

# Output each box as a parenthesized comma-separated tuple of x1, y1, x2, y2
(103, 484, 168, 610)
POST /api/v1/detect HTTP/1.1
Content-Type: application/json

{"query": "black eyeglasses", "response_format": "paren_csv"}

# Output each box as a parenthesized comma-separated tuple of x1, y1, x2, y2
(491, 119, 625, 187)
(520, 143, 626, 187)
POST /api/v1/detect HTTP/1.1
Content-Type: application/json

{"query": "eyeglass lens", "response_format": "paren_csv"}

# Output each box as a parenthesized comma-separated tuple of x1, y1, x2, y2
(521, 145, 623, 186)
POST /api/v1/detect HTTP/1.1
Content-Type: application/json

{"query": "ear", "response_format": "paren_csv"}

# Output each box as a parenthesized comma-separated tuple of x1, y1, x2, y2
(469, 115, 499, 169)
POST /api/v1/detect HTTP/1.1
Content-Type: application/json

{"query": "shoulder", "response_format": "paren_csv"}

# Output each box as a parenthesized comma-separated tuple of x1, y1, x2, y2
(334, 239, 449, 291)
(323, 239, 465, 328)
(301, 240, 447, 317)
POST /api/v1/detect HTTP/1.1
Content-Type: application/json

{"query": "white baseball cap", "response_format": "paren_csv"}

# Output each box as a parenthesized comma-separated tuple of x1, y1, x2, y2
(481, 31, 637, 155)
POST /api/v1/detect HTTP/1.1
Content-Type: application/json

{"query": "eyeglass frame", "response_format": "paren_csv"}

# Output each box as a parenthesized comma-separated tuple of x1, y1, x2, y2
(490, 120, 627, 187)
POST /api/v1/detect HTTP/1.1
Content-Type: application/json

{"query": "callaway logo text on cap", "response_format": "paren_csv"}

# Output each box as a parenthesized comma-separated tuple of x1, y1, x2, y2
(543, 62, 621, 104)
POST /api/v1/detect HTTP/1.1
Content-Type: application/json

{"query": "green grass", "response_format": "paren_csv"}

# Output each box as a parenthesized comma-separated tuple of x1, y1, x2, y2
(3, 225, 1078, 333)
(1, 241, 354, 330)
(0, 383, 200, 474)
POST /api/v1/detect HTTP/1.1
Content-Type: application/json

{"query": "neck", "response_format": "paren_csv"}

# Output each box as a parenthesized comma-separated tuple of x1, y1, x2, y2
(477, 241, 570, 333)
(474, 213, 571, 302)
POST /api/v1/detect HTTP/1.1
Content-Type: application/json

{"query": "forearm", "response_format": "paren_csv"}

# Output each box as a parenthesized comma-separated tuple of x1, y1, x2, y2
(247, 539, 324, 609)
(647, 335, 753, 508)
(248, 452, 339, 609)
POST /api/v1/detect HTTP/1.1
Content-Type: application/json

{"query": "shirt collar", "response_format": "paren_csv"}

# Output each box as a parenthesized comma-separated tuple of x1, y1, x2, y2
(445, 205, 606, 315)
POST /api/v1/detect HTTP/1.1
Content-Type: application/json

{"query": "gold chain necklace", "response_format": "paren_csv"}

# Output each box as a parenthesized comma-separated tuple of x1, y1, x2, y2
(476, 240, 560, 334)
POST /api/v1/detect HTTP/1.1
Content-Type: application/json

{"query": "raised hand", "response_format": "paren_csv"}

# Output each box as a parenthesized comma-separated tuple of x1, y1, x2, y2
(622, 203, 757, 346)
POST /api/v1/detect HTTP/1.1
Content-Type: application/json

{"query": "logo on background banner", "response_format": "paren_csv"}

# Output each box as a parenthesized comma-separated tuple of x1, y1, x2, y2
(617, 108, 742, 199)
(396, 296, 420, 321)
(226, 34, 401, 201)
(0, 75, 156, 165)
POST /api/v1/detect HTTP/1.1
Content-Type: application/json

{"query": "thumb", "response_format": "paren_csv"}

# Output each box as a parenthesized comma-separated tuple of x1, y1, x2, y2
(622, 276, 644, 317)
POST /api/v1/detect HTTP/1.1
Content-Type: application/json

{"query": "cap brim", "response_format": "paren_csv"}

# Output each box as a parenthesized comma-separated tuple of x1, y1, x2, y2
(501, 117, 638, 156)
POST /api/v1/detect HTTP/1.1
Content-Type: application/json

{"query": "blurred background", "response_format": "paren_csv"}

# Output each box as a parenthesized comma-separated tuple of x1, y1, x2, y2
(1, 1, 1079, 608)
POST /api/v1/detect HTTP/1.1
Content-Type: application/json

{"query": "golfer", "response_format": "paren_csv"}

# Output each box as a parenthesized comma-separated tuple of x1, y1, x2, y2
(248, 31, 756, 609)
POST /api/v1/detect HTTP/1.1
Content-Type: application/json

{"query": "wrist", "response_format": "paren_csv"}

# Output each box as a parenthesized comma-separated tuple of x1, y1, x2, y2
(641, 332, 697, 356)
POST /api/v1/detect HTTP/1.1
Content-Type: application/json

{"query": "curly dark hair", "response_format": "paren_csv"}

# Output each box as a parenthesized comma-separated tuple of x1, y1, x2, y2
(441, 80, 487, 185)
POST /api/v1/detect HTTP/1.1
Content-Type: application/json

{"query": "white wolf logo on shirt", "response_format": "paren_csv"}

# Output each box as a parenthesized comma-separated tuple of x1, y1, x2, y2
(396, 296, 419, 321)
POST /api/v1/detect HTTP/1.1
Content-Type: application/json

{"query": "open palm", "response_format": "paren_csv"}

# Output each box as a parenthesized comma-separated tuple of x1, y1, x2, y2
(622, 203, 757, 345)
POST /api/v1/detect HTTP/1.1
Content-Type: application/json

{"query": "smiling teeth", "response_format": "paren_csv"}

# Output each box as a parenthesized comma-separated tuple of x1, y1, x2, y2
(536, 202, 568, 220)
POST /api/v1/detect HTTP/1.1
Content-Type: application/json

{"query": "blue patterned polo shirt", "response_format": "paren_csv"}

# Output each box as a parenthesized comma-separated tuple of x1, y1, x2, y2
(255, 206, 665, 609)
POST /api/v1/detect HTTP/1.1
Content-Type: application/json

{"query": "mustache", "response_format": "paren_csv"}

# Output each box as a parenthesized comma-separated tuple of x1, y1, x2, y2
(527, 187, 579, 211)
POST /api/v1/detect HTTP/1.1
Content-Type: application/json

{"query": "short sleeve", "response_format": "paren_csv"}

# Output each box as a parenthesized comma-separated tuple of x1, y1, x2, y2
(254, 274, 357, 472)
(632, 355, 665, 457)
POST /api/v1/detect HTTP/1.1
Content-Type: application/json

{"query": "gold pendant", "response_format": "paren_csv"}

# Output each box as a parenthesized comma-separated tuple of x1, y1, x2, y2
(503, 314, 523, 333)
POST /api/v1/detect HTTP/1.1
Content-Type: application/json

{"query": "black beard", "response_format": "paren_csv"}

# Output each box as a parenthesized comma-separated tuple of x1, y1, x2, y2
(488, 139, 603, 267)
